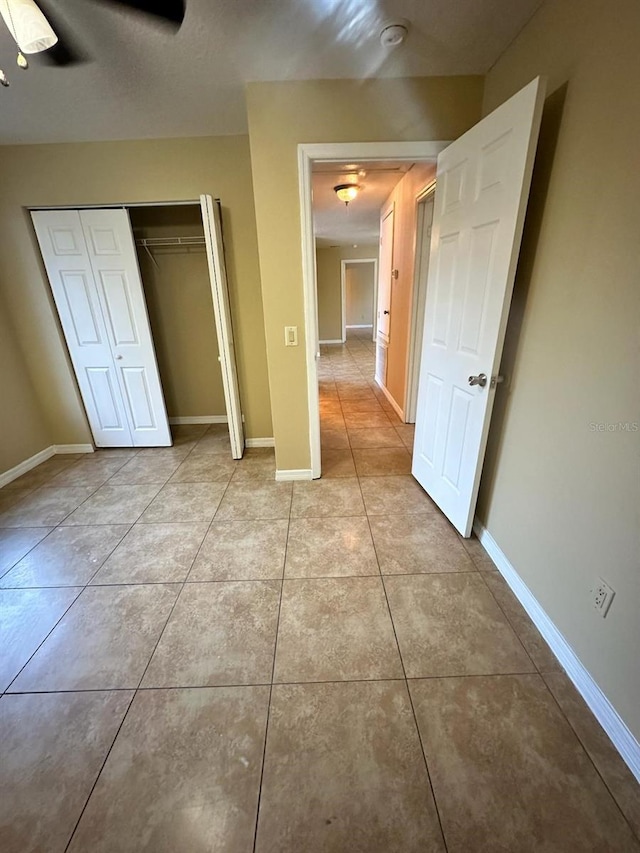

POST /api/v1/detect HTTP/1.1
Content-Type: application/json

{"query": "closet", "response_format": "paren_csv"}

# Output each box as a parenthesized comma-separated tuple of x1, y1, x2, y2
(129, 205, 224, 426)
(31, 196, 244, 457)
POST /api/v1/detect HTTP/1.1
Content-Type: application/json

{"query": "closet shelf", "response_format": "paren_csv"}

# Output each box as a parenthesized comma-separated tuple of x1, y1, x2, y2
(135, 236, 206, 248)
(135, 235, 206, 269)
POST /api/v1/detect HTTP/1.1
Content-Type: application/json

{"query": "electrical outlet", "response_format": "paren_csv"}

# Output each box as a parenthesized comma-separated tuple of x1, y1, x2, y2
(592, 577, 615, 617)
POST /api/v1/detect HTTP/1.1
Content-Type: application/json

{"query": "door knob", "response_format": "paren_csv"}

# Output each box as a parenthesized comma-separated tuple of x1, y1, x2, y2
(115, 355, 123, 360)
(383, 310, 390, 315)
(468, 373, 487, 387)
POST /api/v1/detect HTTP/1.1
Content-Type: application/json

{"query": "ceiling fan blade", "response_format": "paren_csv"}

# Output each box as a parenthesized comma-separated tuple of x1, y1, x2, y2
(93, 0, 185, 26)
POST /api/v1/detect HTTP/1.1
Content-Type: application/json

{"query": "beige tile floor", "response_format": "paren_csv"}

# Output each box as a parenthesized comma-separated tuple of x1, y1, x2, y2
(0, 329, 639, 851)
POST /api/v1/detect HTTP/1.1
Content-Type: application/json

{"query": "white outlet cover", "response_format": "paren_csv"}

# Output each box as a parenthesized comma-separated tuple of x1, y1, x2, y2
(592, 577, 615, 617)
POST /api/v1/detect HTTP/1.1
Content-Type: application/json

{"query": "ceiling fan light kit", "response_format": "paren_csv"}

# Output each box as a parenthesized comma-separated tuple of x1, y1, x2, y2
(0, 0, 57, 85)
(0, 0, 57, 53)
(0, 0, 185, 87)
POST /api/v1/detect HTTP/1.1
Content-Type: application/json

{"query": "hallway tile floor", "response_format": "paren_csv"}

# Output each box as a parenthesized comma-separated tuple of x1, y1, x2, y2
(0, 330, 639, 851)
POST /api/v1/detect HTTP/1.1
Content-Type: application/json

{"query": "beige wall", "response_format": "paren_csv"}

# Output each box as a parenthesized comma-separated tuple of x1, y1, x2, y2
(316, 245, 377, 341)
(479, 0, 640, 738)
(247, 77, 484, 470)
(380, 163, 436, 411)
(130, 206, 225, 419)
(345, 262, 375, 328)
(0, 135, 272, 453)
(0, 291, 50, 474)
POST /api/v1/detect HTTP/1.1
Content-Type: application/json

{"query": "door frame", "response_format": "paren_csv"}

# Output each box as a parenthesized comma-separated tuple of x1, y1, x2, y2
(28, 196, 242, 454)
(404, 181, 437, 423)
(298, 142, 449, 478)
(340, 257, 378, 343)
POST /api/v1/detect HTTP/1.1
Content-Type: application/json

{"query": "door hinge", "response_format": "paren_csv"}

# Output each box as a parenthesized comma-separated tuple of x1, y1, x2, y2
(392, 269, 399, 280)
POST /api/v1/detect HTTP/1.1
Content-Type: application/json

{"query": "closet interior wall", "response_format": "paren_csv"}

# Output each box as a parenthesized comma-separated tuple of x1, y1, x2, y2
(129, 205, 226, 422)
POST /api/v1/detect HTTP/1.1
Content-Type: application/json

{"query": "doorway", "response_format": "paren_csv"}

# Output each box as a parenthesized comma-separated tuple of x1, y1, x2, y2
(309, 153, 442, 479)
(300, 142, 446, 479)
(341, 258, 378, 343)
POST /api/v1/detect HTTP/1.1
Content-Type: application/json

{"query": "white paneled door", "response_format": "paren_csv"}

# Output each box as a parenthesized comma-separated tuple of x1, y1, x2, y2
(412, 77, 546, 536)
(376, 203, 394, 342)
(32, 208, 171, 448)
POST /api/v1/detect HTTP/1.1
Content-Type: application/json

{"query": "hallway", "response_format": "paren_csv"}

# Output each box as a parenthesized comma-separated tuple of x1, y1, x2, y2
(319, 328, 416, 481)
(0, 341, 639, 850)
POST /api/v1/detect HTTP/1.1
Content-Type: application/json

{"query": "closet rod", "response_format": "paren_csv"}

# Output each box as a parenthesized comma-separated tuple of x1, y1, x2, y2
(135, 236, 206, 247)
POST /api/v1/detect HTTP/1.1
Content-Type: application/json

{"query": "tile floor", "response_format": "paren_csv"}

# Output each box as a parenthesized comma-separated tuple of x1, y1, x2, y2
(0, 329, 639, 851)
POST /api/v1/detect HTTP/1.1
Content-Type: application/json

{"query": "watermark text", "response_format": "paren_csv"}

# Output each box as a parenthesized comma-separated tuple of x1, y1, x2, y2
(589, 422, 638, 432)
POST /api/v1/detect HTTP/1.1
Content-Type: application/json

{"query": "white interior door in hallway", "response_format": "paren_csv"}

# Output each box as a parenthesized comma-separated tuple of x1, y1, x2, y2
(405, 191, 435, 424)
(375, 202, 395, 387)
(376, 202, 394, 343)
(32, 208, 171, 448)
(412, 76, 546, 536)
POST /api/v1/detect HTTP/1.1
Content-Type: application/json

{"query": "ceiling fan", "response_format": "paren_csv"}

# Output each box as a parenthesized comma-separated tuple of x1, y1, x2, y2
(0, 0, 185, 87)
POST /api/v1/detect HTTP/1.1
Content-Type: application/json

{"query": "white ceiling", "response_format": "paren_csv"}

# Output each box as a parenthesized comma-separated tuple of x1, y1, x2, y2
(0, 0, 543, 144)
(313, 161, 418, 247)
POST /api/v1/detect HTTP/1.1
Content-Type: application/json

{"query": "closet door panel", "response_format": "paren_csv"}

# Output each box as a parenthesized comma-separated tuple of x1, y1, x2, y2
(97, 271, 140, 345)
(59, 272, 102, 346)
(85, 367, 127, 431)
(31, 210, 133, 448)
(121, 368, 157, 430)
(79, 209, 171, 447)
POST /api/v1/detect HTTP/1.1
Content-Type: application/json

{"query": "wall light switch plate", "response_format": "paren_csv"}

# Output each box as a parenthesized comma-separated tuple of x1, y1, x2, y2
(284, 326, 298, 346)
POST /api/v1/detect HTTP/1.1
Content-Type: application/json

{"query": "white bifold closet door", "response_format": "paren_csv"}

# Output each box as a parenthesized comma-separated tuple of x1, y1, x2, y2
(200, 195, 244, 459)
(32, 208, 171, 448)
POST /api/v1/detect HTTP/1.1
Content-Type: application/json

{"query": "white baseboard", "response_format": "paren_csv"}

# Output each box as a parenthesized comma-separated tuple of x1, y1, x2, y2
(374, 377, 405, 421)
(169, 415, 227, 425)
(275, 468, 313, 481)
(0, 447, 55, 487)
(473, 518, 640, 784)
(346, 324, 373, 329)
(245, 438, 275, 448)
(319, 339, 344, 345)
(0, 443, 94, 487)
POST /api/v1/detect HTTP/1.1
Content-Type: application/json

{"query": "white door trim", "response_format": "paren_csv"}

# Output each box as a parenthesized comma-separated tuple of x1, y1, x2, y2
(298, 141, 450, 480)
(340, 258, 378, 342)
